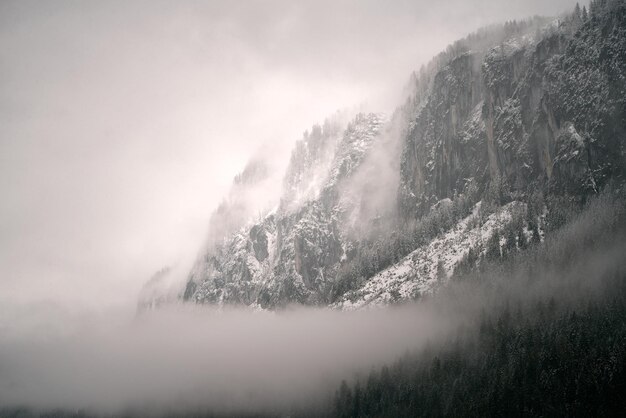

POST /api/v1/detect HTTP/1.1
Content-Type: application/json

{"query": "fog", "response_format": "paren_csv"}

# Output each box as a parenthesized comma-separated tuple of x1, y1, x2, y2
(0, 303, 448, 414)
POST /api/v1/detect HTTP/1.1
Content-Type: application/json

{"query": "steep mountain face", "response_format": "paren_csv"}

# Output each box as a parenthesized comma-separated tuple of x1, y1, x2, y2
(142, 0, 626, 311)
(399, 5, 626, 213)
(182, 113, 387, 308)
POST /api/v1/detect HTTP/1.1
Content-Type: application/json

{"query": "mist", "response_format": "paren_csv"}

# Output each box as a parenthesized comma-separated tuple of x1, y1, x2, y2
(0, 303, 447, 414)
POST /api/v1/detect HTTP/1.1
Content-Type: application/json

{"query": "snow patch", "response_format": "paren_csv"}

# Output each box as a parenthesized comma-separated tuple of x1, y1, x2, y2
(334, 201, 525, 310)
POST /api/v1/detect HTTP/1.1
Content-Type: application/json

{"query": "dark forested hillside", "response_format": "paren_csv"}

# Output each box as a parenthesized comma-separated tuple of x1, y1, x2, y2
(333, 295, 626, 417)
(329, 187, 626, 418)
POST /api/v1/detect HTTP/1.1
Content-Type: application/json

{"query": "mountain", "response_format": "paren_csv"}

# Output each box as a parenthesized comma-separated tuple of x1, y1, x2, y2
(182, 111, 387, 308)
(140, 0, 626, 311)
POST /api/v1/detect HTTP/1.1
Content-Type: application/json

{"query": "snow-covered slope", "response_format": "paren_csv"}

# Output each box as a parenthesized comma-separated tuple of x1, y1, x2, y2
(334, 201, 525, 310)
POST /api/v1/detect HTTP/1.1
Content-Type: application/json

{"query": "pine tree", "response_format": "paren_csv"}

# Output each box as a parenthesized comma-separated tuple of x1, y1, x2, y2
(518, 226, 528, 250)
(436, 260, 447, 284)
(504, 226, 517, 255)
(590, 0, 597, 17)
(486, 230, 502, 260)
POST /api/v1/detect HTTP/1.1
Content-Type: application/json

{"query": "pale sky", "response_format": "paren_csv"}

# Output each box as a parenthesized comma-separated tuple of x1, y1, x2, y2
(0, 0, 579, 310)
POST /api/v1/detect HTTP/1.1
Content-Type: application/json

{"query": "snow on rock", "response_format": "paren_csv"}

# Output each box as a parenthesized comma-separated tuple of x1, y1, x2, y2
(183, 113, 387, 308)
(334, 201, 525, 310)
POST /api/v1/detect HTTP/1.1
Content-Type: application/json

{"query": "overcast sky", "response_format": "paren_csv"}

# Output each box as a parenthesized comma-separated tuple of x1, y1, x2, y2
(0, 0, 578, 310)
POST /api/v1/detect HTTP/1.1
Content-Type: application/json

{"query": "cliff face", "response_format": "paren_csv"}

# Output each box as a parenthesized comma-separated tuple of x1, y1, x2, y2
(400, 51, 487, 212)
(140, 1, 626, 311)
(400, 5, 626, 215)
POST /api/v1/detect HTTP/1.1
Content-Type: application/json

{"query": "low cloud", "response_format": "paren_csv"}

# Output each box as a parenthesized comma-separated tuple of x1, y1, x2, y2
(0, 303, 446, 414)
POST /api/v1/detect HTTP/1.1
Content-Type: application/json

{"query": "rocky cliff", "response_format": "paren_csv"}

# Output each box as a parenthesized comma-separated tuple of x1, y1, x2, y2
(400, 4, 625, 214)
(182, 112, 387, 308)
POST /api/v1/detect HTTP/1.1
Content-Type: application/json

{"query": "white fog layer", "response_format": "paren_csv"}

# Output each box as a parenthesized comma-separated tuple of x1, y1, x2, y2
(0, 305, 445, 413)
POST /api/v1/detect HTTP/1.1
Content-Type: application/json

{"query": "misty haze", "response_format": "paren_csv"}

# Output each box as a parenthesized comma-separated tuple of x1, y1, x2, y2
(2, 0, 626, 417)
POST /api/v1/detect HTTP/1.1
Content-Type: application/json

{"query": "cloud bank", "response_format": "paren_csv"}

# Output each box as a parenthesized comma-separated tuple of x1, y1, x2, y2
(0, 304, 445, 414)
